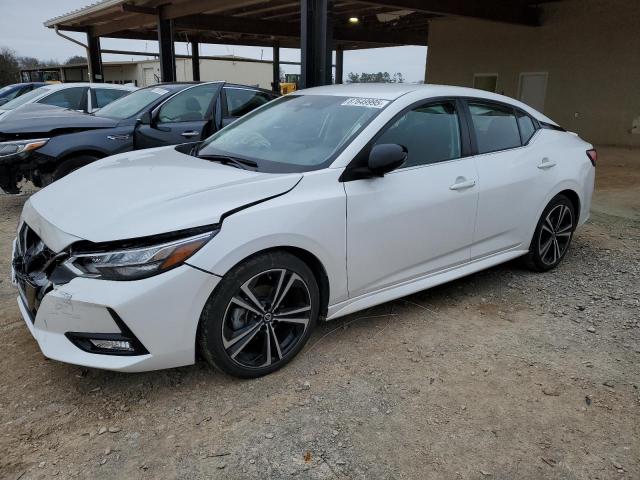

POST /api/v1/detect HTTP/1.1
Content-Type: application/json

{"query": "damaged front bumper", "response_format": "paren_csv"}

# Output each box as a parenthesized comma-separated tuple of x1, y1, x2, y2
(11, 222, 221, 372)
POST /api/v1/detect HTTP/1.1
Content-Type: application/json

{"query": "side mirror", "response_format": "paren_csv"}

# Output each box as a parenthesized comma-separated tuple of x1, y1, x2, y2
(368, 143, 407, 176)
(0, 98, 8, 106)
(137, 111, 152, 126)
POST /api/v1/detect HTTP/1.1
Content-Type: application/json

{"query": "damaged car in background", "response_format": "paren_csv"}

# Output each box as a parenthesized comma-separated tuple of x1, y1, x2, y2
(0, 81, 276, 193)
(11, 84, 595, 378)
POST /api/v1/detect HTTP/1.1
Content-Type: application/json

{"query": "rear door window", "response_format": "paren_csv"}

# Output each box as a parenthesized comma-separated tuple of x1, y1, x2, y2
(157, 83, 219, 123)
(224, 88, 272, 118)
(39, 87, 87, 110)
(468, 102, 521, 154)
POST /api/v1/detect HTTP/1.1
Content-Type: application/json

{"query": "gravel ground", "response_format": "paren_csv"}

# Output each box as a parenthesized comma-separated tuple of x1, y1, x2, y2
(0, 147, 638, 480)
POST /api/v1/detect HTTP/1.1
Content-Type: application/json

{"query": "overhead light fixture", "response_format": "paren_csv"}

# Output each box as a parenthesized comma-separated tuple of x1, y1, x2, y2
(348, 17, 359, 24)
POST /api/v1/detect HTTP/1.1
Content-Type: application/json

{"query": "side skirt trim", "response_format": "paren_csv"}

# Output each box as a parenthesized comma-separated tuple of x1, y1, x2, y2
(327, 248, 528, 320)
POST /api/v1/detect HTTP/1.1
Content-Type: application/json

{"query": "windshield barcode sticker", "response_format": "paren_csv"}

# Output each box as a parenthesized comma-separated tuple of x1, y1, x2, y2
(151, 88, 169, 95)
(341, 98, 390, 109)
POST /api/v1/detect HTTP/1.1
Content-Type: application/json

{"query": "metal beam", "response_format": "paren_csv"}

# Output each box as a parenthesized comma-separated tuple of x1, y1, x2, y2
(355, 0, 539, 25)
(121, 4, 157, 15)
(163, 0, 266, 19)
(335, 47, 343, 84)
(157, 9, 176, 82)
(101, 49, 303, 66)
(301, 0, 332, 89)
(86, 33, 103, 82)
(93, 14, 156, 36)
(272, 41, 280, 93)
(191, 41, 200, 81)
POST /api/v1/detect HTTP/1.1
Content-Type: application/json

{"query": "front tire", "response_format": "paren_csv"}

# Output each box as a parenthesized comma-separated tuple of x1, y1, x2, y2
(198, 251, 319, 378)
(525, 194, 576, 271)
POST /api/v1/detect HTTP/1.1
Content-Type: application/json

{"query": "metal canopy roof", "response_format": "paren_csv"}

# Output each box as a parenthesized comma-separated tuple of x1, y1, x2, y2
(44, 0, 548, 51)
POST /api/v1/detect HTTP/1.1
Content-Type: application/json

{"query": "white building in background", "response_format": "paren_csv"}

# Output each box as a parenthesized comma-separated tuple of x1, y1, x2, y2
(21, 56, 274, 89)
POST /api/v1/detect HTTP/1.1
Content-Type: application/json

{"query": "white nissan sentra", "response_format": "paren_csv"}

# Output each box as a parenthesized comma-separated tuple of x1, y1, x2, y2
(11, 84, 595, 378)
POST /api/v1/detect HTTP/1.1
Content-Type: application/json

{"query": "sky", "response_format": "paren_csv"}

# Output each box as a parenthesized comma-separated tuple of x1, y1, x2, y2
(0, 0, 427, 82)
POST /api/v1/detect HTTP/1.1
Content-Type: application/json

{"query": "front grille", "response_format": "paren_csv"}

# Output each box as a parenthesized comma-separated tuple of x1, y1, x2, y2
(13, 224, 58, 319)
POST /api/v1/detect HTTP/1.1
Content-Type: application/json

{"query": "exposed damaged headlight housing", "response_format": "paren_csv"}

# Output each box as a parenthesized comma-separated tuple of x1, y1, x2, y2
(0, 138, 49, 157)
(66, 230, 217, 281)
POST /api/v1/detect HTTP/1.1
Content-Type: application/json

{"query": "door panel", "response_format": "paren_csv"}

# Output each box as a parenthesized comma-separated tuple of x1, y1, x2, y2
(134, 83, 221, 149)
(345, 160, 478, 297)
(345, 100, 477, 298)
(135, 120, 210, 149)
(471, 148, 543, 257)
(468, 103, 552, 258)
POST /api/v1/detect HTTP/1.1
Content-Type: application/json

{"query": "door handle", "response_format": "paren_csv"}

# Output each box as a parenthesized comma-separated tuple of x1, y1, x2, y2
(181, 131, 199, 138)
(449, 178, 476, 191)
(538, 158, 557, 169)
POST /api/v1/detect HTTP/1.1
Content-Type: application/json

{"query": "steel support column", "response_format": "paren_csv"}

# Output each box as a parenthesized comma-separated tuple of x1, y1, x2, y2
(86, 33, 103, 82)
(335, 47, 343, 84)
(191, 41, 200, 81)
(158, 9, 176, 82)
(272, 41, 280, 93)
(300, 0, 332, 89)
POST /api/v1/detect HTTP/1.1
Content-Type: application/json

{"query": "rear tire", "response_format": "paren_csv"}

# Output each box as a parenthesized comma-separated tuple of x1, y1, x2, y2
(524, 194, 576, 272)
(45, 155, 98, 186)
(198, 251, 319, 378)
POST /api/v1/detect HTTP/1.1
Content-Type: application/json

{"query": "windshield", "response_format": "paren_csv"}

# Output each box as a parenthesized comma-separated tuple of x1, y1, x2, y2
(1, 86, 50, 110)
(95, 87, 170, 120)
(198, 94, 387, 172)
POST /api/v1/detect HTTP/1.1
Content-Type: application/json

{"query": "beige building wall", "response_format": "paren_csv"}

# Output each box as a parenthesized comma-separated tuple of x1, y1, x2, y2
(103, 64, 139, 84)
(425, 0, 640, 146)
(129, 58, 272, 89)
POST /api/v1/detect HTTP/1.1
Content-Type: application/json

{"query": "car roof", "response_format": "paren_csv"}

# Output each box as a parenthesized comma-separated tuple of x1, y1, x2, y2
(142, 81, 273, 95)
(298, 83, 557, 125)
(40, 82, 136, 91)
(3, 82, 43, 88)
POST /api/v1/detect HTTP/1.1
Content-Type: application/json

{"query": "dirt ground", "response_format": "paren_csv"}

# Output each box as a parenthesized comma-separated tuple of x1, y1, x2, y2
(1, 147, 638, 480)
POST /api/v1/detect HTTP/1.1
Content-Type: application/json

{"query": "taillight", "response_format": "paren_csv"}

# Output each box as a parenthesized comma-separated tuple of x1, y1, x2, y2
(586, 149, 597, 167)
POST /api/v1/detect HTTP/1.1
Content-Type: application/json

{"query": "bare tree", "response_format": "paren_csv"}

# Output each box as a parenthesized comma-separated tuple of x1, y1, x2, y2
(65, 55, 86, 65)
(345, 72, 405, 83)
(0, 48, 20, 86)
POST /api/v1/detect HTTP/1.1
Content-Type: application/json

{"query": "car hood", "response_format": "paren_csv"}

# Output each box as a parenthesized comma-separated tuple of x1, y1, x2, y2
(22, 146, 302, 251)
(0, 105, 117, 134)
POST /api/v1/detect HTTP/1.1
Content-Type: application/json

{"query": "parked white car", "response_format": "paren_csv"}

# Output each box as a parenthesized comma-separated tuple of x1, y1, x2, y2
(11, 84, 595, 377)
(0, 82, 136, 119)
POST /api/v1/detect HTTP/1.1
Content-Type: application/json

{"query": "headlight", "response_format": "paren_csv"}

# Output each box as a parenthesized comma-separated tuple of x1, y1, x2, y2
(0, 138, 49, 157)
(66, 231, 216, 281)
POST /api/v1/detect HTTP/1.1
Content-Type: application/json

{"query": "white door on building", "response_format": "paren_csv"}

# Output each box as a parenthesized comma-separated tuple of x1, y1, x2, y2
(143, 67, 156, 87)
(518, 72, 547, 112)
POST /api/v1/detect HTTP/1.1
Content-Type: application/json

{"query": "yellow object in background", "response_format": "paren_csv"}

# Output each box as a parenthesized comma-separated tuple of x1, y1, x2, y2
(280, 83, 297, 95)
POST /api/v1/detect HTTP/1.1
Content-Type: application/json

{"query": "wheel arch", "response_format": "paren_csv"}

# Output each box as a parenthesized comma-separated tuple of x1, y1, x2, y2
(58, 149, 106, 164)
(220, 246, 331, 321)
(527, 185, 583, 250)
(557, 188, 581, 226)
(41, 149, 106, 173)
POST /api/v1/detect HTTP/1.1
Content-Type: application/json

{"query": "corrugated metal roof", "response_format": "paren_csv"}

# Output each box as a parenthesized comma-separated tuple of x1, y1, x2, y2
(44, 0, 127, 27)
